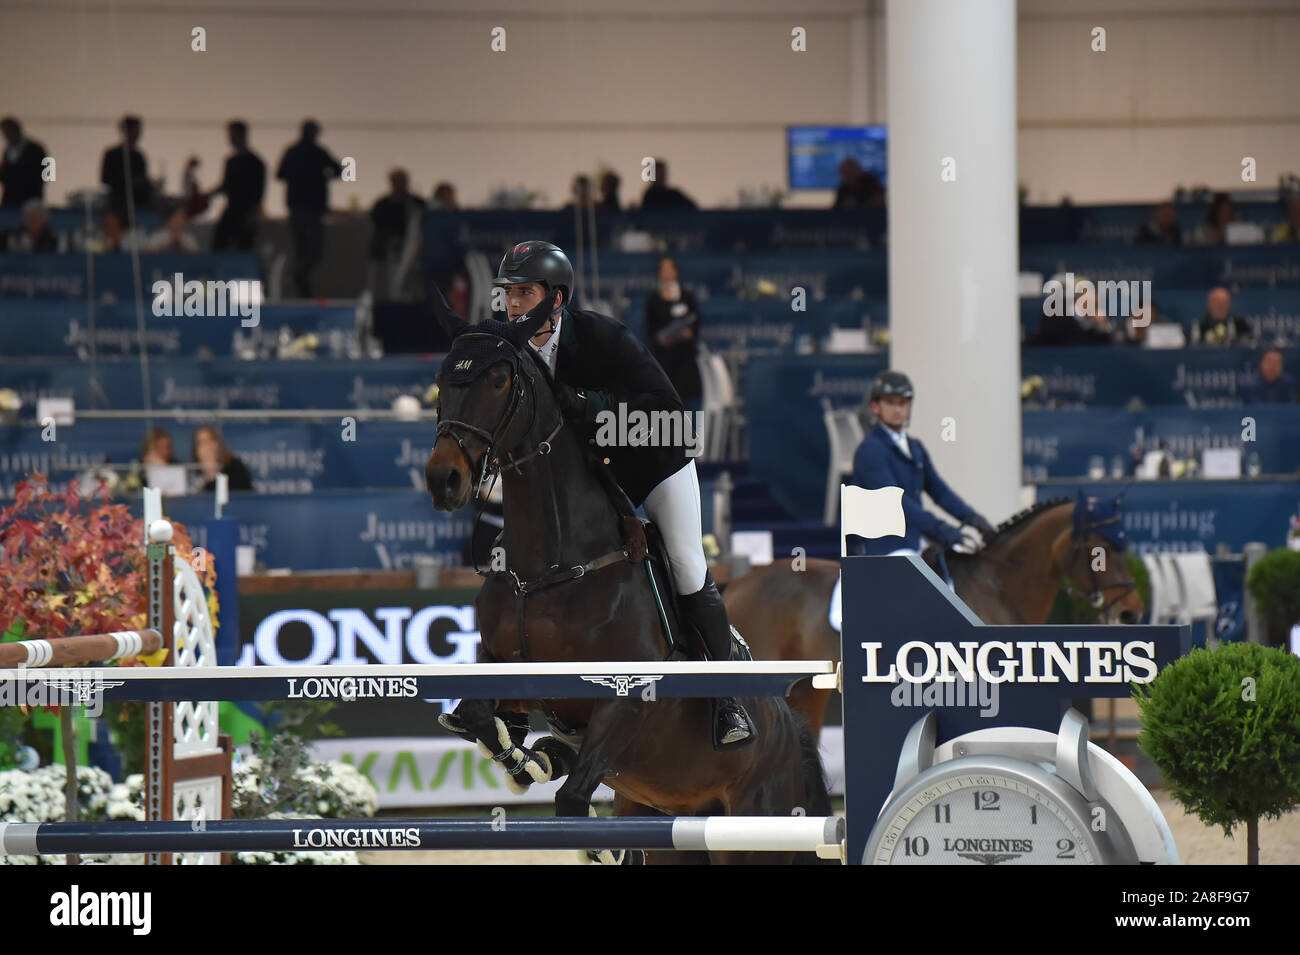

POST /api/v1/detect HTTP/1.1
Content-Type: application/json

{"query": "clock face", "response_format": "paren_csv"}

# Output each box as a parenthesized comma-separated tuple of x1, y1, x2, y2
(870, 771, 1098, 865)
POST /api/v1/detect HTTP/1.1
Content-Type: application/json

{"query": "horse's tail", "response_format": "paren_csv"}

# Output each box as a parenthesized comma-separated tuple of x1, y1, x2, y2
(794, 712, 832, 818)
(791, 712, 837, 865)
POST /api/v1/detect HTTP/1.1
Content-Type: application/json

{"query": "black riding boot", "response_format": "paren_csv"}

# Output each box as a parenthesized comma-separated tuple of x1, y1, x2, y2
(677, 570, 758, 750)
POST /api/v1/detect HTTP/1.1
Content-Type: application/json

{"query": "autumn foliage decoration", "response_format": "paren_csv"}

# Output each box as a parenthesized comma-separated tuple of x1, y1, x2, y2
(0, 474, 211, 649)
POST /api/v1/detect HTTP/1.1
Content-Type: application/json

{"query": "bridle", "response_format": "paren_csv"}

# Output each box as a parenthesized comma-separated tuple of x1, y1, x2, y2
(1064, 511, 1138, 616)
(434, 333, 563, 499)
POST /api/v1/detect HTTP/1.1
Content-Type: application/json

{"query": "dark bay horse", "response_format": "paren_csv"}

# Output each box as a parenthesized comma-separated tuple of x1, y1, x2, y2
(726, 496, 1144, 738)
(424, 314, 829, 864)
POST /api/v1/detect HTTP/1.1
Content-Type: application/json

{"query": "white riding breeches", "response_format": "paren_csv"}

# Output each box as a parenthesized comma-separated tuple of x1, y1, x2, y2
(828, 547, 920, 634)
(641, 460, 708, 594)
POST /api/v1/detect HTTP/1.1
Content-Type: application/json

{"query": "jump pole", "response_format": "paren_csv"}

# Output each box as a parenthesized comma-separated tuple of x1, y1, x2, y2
(0, 816, 846, 858)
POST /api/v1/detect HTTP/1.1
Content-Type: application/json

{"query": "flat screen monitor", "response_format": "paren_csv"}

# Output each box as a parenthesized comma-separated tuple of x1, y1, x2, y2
(787, 125, 888, 191)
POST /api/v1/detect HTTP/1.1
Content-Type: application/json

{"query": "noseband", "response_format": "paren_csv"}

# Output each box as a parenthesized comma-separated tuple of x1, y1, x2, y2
(435, 334, 563, 494)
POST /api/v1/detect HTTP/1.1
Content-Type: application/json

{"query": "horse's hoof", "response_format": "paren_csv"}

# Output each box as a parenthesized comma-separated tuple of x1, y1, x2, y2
(578, 848, 625, 865)
(533, 737, 572, 779)
(622, 849, 646, 866)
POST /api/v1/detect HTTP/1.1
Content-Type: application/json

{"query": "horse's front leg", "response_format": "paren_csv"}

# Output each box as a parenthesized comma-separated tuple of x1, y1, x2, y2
(556, 699, 653, 864)
(444, 698, 554, 794)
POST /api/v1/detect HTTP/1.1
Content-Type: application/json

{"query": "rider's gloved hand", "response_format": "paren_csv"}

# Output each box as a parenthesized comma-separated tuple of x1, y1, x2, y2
(554, 381, 589, 421)
(967, 513, 997, 538)
(935, 523, 964, 549)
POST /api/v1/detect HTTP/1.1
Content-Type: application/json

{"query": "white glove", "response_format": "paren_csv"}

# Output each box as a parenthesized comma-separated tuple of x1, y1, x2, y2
(952, 525, 986, 555)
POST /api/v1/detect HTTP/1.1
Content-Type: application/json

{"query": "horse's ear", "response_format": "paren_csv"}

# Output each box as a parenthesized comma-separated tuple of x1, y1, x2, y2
(432, 286, 469, 339)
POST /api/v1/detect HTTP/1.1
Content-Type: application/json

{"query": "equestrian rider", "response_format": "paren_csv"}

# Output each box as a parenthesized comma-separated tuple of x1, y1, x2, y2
(439, 240, 756, 750)
(830, 370, 996, 632)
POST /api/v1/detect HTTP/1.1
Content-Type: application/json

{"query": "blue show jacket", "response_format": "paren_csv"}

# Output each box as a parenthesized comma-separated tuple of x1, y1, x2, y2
(849, 423, 978, 555)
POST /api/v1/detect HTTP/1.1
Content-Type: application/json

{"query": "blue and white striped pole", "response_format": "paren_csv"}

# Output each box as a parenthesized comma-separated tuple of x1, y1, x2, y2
(0, 816, 845, 857)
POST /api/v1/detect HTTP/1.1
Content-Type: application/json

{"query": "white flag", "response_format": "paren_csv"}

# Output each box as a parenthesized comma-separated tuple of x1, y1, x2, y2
(840, 485, 906, 556)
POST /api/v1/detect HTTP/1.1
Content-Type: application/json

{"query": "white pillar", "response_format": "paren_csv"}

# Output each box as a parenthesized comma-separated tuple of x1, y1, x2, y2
(885, 0, 1021, 522)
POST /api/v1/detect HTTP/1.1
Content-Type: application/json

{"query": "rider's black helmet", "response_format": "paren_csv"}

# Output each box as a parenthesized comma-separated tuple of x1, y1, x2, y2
(493, 240, 573, 307)
(870, 370, 914, 402)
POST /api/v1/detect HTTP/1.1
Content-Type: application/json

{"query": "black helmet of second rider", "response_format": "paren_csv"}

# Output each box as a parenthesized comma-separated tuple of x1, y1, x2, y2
(860, 370, 914, 432)
(493, 240, 574, 314)
(869, 370, 914, 402)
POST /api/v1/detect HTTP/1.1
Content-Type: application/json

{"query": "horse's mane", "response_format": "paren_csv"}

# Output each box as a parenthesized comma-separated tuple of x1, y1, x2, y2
(983, 496, 1073, 547)
(945, 496, 1073, 567)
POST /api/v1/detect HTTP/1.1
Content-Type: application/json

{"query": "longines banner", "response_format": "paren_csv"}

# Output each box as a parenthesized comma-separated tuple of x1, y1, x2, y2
(237, 587, 482, 736)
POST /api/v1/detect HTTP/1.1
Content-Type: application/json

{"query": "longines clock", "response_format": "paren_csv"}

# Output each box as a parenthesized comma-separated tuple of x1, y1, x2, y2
(863, 709, 1179, 865)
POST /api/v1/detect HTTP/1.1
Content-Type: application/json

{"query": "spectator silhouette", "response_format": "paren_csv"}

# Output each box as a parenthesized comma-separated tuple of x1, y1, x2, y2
(211, 121, 266, 251)
(140, 428, 175, 466)
(1241, 349, 1297, 403)
(0, 117, 48, 209)
(93, 208, 144, 254)
(1270, 196, 1300, 244)
(1191, 193, 1236, 246)
(562, 174, 596, 216)
(596, 171, 621, 213)
(832, 158, 884, 210)
(1196, 287, 1254, 347)
(5, 199, 58, 253)
(641, 159, 698, 211)
(100, 115, 153, 217)
(644, 256, 703, 408)
(145, 203, 199, 253)
(369, 168, 425, 299)
(431, 181, 458, 210)
(192, 426, 253, 492)
(1135, 201, 1182, 246)
(276, 119, 343, 297)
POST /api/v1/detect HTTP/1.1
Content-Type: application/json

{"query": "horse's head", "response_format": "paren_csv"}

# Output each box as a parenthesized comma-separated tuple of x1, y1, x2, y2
(425, 314, 558, 511)
(1054, 490, 1143, 624)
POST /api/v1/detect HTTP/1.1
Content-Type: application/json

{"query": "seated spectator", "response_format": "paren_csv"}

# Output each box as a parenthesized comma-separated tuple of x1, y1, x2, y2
(1115, 301, 1164, 346)
(1270, 196, 1300, 244)
(640, 159, 698, 211)
(0, 117, 48, 209)
(140, 427, 175, 465)
(1196, 286, 1254, 346)
(1241, 349, 1297, 403)
(370, 168, 424, 260)
(1030, 274, 1112, 346)
(832, 158, 885, 210)
(5, 198, 58, 252)
(644, 256, 703, 409)
(596, 171, 621, 213)
(92, 208, 144, 253)
(100, 114, 153, 216)
(1190, 192, 1236, 246)
(1135, 201, 1182, 246)
(145, 204, 199, 253)
(192, 426, 253, 492)
(431, 181, 458, 210)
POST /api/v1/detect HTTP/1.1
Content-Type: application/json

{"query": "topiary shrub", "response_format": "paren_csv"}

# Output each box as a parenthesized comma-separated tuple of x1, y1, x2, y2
(1246, 548, 1300, 645)
(1135, 641, 1300, 864)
